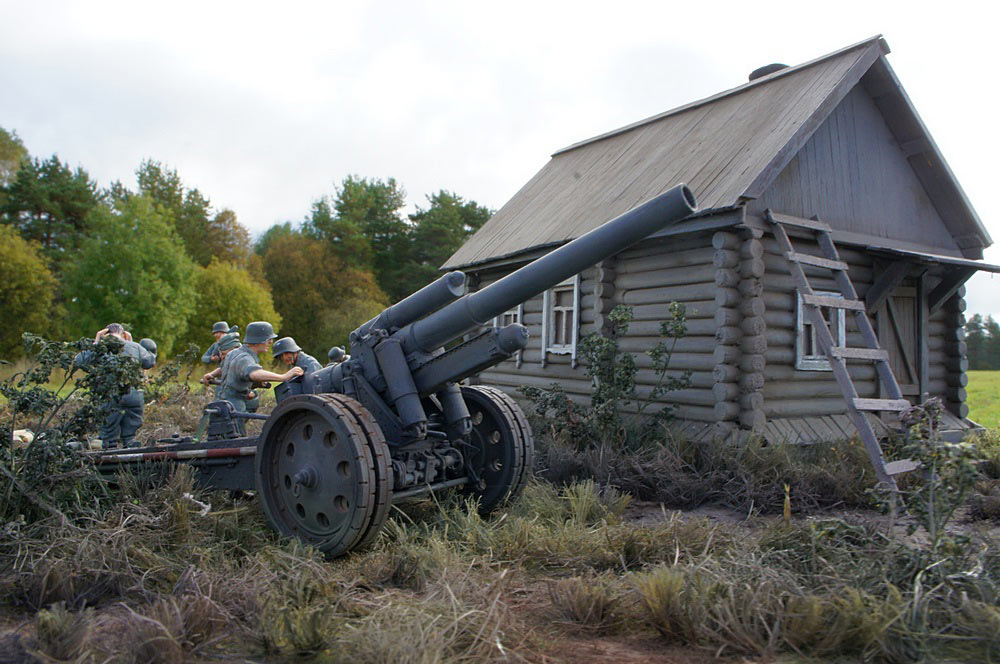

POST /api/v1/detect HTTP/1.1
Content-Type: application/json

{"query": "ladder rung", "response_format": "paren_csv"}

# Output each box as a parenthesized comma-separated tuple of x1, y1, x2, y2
(852, 398, 910, 412)
(786, 252, 848, 271)
(766, 211, 833, 233)
(829, 347, 890, 361)
(884, 459, 920, 475)
(802, 294, 866, 311)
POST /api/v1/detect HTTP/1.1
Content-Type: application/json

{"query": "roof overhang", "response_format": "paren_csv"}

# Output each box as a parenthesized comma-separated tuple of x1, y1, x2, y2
(448, 208, 743, 273)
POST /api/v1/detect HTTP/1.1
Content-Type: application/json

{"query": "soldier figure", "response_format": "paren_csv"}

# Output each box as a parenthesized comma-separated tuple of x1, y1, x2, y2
(203, 322, 302, 433)
(79, 324, 156, 449)
(273, 337, 323, 374)
(201, 332, 242, 398)
(327, 346, 347, 367)
(202, 321, 233, 364)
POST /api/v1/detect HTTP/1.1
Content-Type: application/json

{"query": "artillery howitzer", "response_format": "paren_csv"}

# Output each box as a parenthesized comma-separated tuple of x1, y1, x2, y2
(95, 185, 696, 556)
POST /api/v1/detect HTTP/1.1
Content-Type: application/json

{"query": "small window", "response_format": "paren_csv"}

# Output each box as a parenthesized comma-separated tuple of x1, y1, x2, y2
(796, 291, 846, 371)
(494, 307, 521, 328)
(494, 305, 524, 368)
(542, 275, 580, 367)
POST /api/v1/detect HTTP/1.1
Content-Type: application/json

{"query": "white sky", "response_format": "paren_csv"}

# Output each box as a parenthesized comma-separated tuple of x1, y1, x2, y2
(1, 0, 998, 318)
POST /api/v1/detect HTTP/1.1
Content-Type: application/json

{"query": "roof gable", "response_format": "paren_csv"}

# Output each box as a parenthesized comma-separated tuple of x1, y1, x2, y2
(446, 37, 987, 269)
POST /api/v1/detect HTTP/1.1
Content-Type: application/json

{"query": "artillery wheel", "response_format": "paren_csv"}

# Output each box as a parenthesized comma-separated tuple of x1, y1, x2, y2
(460, 385, 534, 514)
(255, 394, 391, 557)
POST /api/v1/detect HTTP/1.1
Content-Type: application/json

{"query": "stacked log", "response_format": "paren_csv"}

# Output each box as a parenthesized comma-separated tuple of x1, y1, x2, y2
(712, 231, 742, 439)
(943, 287, 970, 419)
(593, 259, 617, 336)
(738, 233, 766, 431)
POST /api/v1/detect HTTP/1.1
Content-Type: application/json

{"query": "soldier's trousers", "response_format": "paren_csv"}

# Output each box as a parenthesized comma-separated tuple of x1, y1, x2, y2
(218, 388, 248, 436)
(100, 389, 144, 448)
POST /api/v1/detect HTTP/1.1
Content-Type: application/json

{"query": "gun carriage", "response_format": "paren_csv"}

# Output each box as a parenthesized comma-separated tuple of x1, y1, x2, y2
(95, 185, 696, 556)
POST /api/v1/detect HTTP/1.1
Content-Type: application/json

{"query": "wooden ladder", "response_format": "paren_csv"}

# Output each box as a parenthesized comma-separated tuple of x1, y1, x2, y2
(765, 211, 916, 491)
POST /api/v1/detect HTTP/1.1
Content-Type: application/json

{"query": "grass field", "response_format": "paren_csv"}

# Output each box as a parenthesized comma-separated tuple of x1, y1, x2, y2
(968, 370, 1000, 428)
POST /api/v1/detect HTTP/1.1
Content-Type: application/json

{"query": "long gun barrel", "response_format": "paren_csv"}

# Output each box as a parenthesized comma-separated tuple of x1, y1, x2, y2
(394, 184, 695, 354)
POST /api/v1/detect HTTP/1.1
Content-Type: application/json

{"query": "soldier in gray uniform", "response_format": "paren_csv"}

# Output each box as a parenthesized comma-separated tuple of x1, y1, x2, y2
(202, 321, 232, 364)
(326, 346, 347, 367)
(273, 337, 323, 374)
(77, 324, 156, 449)
(202, 332, 242, 398)
(202, 322, 302, 433)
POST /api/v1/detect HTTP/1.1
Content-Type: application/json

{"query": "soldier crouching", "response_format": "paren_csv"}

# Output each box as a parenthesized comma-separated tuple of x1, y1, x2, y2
(202, 322, 302, 434)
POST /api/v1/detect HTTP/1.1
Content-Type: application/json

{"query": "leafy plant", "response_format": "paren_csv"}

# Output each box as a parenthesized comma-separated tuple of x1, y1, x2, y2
(519, 303, 690, 451)
(0, 333, 146, 522)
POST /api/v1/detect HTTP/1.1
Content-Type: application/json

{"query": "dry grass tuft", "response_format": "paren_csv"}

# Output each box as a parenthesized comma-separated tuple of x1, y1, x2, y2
(30, 601, 93, 661)
(548, 574, 624, 633)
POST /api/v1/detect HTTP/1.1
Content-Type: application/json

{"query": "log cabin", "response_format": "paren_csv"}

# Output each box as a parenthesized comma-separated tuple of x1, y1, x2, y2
(443, 36, 999, 453)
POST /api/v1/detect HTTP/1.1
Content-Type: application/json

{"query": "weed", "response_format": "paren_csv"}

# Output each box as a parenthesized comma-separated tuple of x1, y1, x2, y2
(548, 574, 624, 633)
(30, 601, 92, 661)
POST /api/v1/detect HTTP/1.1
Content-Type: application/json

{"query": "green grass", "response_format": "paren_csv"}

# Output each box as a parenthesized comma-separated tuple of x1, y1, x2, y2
(968, 371, 1000, 429)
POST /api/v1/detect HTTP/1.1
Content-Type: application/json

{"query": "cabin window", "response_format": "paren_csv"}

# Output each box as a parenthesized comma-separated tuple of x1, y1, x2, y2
(796, 290, 846, 371)
(493, 304, 524, 368)
(494, 306, 522, 328)
(542, 275, 580, 368)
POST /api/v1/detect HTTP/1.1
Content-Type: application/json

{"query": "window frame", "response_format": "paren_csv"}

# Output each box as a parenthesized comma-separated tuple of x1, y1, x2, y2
(541, 274, 581, 368)
(493, 303, 525, 368)
(795, 290, 846, 371)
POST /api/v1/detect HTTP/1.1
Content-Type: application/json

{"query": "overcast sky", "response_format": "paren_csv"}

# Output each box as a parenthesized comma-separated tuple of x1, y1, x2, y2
(2, 0, 998, 317)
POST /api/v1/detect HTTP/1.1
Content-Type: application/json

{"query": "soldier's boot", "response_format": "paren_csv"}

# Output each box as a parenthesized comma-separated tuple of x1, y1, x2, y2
(100, 408, 123, 448)
(121, 394, 145, 448)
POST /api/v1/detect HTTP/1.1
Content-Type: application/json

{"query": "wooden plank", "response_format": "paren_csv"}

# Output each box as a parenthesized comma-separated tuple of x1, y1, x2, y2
(852, 398, 909, 411)
(765, 210, 833, 233)
(864, 260, 912, 309)
(885, 459, 919, 475)
(802, 294, 866, 310)
(787, 252, 848, 271)
(917, 272, 929, 400)
(886, 297, 919, 384)
(927, 268, 975, 314)
(829, 346, 890, 361)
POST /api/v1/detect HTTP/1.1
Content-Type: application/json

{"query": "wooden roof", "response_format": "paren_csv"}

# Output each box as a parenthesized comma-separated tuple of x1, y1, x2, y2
(445, 37, 989, 269)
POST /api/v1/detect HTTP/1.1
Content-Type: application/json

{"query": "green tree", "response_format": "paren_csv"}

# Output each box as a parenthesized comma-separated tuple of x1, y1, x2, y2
(255, 221, 297, 256)
(304, 197, 372, 269)
(403, 190, 491, 296)
(63, 195, 197, 356)
(1, 155, 100, 272)
(135, 159, 251, 268)
(966, 313, 988, 369)
(0, 126, 28, 190)
(261, 231, 388, 354)
(321, 175, 411, 300)
(175, 260, 282, 355)
(205, 208, 252, 267)
(0, 226, 58, 358)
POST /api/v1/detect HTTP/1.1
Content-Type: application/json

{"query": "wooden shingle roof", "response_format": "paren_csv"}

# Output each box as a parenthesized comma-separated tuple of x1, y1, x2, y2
(445, 37, 989, 269)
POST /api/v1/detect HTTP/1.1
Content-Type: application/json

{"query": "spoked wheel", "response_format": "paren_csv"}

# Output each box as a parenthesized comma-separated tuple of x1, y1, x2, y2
(460, 385, 534, 514)
(255, 394, 390, 557)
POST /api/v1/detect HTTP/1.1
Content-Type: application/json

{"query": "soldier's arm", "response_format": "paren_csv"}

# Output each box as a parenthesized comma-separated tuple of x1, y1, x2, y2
(249, 367, 304, 383)
(201, 343, 218, 364)
(138, 346, 155, 370)
(201, 367, 222, 384)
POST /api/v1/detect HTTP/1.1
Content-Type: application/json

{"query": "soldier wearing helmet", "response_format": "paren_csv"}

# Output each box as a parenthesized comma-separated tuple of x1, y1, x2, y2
(76, 323, 156, 448)
(273, 337, 322, 374)
(201, 321, 238, 364)
(203, 322, 302, 431)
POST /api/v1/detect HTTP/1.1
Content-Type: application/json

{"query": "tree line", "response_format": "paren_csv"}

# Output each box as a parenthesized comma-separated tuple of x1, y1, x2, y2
(0, 126, 490, 360)
(965, 314, 1000, 370)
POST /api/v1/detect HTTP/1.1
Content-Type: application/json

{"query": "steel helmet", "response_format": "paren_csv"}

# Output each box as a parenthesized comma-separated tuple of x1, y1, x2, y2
(217, 332, 242, 352)
(328, 346, 346, 363)
(212, 321, 230, 334)
(244, 321, 278, 344)
(139, 338, 157, 355)
(272, 337, 301, 355)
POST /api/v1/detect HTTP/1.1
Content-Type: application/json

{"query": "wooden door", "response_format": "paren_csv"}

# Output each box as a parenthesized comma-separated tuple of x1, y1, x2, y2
(875, 286, 920, 397)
